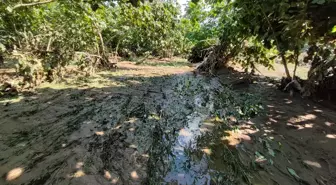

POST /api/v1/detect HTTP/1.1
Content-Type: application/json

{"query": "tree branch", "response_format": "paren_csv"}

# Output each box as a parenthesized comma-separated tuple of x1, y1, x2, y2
(12, 0, 55, 10)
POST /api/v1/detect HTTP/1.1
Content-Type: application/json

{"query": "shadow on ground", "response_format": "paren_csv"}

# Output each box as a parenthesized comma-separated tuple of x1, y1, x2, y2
(0, 62, 335, 185)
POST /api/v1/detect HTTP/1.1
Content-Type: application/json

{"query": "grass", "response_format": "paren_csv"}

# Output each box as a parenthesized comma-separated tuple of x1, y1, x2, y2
(125, 57, 190, 67)
(139, 61, 189, 67)
(256, 63, 309, 79)
(138, 59, 189, 67)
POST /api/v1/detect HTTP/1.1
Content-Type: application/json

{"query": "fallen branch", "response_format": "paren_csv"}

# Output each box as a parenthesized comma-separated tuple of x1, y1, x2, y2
(284, 79, 302, 92)
(75, 52, 104, 59)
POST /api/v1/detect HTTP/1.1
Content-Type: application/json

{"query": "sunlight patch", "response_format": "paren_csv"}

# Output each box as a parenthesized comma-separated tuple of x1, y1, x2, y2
(304, 123, 313, 128)
(6, 167, 24, 181)
(179, 128, 192, 137)
(285, 100, 293, 104)
(326, 134, 336, 139)
(201, 148, 212, 155)
(298, 114, 316, 121)
(76, 162, 84, 169)
(69, 170, 85, 178)
(325, 122, 334, 127)
(141, 154, 149, 158)
(0, 96, 24, 104)
(95, 131, 104, 136)
(104, 170, 112, 180)
(129, 144, 137, 149)
(200, 127, 210, 133)
(303, 160, 321, 168)
(222, 130, 251, 147)
(112, 178, 119, 184)
(131, 171, 139, 179)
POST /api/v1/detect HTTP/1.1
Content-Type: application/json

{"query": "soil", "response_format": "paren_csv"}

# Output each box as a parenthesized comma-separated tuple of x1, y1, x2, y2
(0, 60, 335, 185)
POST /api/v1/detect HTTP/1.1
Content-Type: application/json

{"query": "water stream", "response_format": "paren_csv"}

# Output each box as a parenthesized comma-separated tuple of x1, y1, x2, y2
(162, 75, 219, 185)
(164, 113, 211, 185)
(144, 74, 253, 184)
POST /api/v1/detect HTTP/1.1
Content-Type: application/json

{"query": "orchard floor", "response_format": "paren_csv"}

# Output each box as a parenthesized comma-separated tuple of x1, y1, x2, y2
(0, 59, 335, 185)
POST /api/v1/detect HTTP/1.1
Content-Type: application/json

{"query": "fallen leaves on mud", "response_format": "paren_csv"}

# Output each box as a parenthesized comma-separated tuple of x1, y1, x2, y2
(1, 62, 335, 185)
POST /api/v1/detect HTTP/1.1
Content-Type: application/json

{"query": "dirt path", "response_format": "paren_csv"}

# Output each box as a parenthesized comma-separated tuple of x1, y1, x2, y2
(0, 61, 335, 185)
(242, 84, 336, 185)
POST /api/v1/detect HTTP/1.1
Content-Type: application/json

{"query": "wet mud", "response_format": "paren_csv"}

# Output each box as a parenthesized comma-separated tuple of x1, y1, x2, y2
(0, 62, 335, 185)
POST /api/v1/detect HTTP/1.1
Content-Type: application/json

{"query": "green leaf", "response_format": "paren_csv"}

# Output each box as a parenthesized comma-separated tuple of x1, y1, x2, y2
(255, 151, 267, 163)
(0, 43, 6, 53)
(255, 151, 263, 157)
(332, 26, 336, 33)
(287, 167, 300, 179)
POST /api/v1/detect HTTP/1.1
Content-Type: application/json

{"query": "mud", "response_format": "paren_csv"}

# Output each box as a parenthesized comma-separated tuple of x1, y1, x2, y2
(0, 61, 335, 185)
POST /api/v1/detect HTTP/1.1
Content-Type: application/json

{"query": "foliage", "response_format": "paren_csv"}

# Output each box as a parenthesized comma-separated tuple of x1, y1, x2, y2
(0, 1, 193, 86)
(234, 38, 276, 73)
(0, 1, 105, 85)
(191, 0, 336, 99)
(103, 2, 191, 57)
(214, 88, 264, 120)
(302, 42, 336, 99)
(1, 0, 335, 99)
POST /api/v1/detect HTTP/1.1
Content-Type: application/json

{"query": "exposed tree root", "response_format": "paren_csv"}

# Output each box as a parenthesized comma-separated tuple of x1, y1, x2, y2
(196, 44, 229, 75)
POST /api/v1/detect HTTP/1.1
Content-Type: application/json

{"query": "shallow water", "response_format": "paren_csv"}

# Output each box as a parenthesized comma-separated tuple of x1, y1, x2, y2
(164, 113, 211, 185)
(150, 74, 224, 185)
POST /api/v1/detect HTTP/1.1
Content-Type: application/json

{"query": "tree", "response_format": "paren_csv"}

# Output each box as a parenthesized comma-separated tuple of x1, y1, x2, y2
(191, 0, 336, 99)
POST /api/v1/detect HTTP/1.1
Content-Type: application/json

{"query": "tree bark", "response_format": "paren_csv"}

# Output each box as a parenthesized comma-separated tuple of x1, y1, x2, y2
(292, 49, 299, 78)
(280, 53, 291, 79)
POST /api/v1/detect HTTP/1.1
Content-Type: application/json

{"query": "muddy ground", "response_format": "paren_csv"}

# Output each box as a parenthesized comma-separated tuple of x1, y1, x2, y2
(0, 61, 335, 185)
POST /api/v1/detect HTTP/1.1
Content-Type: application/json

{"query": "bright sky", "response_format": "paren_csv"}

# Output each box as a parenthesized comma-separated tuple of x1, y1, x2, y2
(177, 0, 189, 15)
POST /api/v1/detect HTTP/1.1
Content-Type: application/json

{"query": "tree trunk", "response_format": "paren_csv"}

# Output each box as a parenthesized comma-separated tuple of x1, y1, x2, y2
(78, 4, 108, 67)
(280, 53, 291, 79)
(0, 54, 4, 66)
(92, 22, 109, 67)
(292, 49, 299, 78)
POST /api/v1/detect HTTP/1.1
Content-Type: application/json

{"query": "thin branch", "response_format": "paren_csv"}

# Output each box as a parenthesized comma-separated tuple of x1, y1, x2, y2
(12, 0, 55, 10)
